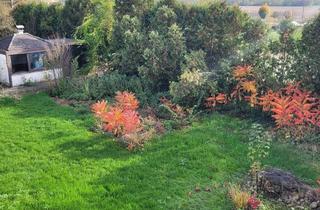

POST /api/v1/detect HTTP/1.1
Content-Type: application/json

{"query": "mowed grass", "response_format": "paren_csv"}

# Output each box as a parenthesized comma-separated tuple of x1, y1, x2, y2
(0, 94, 319, 210)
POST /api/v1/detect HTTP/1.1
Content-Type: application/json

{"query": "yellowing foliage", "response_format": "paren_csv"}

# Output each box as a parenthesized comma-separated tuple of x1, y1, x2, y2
(228, 185, 250, 209)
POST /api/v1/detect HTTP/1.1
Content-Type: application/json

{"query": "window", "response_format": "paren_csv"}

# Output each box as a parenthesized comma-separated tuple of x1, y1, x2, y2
(11, 52, 46, 74)
(29, 52, 45, 71)
(11, 54, 28, 73)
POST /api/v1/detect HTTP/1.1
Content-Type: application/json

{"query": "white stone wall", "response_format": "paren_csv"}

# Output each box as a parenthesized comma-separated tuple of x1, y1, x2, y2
(11, 69, 62, 87)
(0, 54, 10, 85)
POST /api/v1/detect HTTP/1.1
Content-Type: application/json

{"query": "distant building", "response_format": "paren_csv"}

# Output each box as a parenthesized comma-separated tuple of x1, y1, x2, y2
(240, 6, 320, 23)
(0, 26, 74, 87)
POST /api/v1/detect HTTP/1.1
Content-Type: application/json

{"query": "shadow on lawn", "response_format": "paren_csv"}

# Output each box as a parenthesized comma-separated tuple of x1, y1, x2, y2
(5, 93, 95, 129)
(0, 97, 18, 107)
(57, 135, 134, 160)
(86, 129, 247, 209)
(86, 137, 320, 209)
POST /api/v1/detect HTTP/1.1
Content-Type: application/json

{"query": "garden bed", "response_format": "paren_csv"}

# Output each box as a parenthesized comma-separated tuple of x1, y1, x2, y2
(0, 93, 319, 209)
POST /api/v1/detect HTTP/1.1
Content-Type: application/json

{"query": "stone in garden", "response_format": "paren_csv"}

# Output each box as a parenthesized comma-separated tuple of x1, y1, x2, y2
(310, 202, 318, 209)
(257, 168, 320, 208)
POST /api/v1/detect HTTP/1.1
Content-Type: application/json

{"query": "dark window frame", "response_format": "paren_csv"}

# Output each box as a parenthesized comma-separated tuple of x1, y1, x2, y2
(11, 54, 29, 74)
(11, 51, 46, 74)
(27, 51, 46, 72)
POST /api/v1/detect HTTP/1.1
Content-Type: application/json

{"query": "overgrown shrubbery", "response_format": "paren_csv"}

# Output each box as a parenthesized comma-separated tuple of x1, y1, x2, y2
(12, 0, 320, 101)
(238, 13, 320, 95)
(206, 65, 320, 143)
(53, 0, 264, 106)
(12, 2, 64, 38)
(12, 0, 92, 38)
(297, 14, 320, 93)
(61, 0, 93, 37)
(138, 23, 186, 91)
(41, 0, 320, 145)
(108, 0, 265, 99)
(53, 72, 154, 106)
(75, 0, 114, 66)
(169, 50, 217, 107)
(12, 0, 266, 94)
(111, 15, 144, 76)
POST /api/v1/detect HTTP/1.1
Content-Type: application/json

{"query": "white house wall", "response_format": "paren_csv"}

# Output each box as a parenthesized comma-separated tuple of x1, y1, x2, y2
(0, 54, 10, 85)
(11, 69, 62, 87)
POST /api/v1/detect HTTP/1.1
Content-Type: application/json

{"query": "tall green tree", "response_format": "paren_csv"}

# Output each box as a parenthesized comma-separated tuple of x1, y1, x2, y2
(112, 0, 153, 51)
(296, 14, 320, 93)
(76, 0, 114, 65)
(184, 2, 261, 68)
(139, 24, 186, 91)
(0, 2, 15, 38)
(150, 5, 177, 33)
(112, 15, 145, 75)
(114, 0, 154, 19)
(62, 0, 93, 37)
(12, 2, 63, 38)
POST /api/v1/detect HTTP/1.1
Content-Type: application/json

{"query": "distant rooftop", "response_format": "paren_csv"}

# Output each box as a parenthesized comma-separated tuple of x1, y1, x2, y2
(0, 32, 76, 55)
(0, 33, 51, 53)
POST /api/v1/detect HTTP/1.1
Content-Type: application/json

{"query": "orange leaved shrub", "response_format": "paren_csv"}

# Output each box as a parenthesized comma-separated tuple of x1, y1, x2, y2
(259, 83, 319, 128)
(115, 91, 139, 111)
(205, 65, 320, 131)
(91, 91, 141, 137)
(233, 65, 253, 80)
(231, 65, 258, 107)
(206, 65, 258, 109)
(205, 93, 228, 108)
(159, 97, 187, 118)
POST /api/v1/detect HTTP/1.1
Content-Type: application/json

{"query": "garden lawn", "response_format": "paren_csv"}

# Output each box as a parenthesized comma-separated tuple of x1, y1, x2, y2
(0, 94, 319, 210)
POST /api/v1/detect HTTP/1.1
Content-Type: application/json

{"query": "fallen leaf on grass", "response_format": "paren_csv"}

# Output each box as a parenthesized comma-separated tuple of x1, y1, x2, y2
(194, 186, 201, 192)
(205, 187, 212, 192)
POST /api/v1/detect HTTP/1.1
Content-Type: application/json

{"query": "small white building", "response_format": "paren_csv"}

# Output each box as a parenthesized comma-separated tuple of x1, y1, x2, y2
(0, 27, 73, 87)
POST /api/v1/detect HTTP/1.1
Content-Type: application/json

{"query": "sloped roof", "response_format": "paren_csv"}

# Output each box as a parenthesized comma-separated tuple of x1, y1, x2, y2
(0, 36, 13, 52)
(0, 33, 51, 54)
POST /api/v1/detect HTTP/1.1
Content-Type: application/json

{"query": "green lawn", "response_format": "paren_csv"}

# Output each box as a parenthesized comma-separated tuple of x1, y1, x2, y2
(0, 94, 319, 210)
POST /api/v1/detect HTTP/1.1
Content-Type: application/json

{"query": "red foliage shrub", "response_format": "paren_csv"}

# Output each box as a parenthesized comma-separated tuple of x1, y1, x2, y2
(115, 91, 139, 111)
(258, 90, 275, 112)
(91, 100, 107, 116)
(270, 94, 294, 127)
(231, 65, 258, 107)
(122, 110, 141, 134)
(206, 64, 320, 131)
(247, 196, 261, 210)
(261, 83, 319, 128)
(160, 97, 187, 118)
(102, 107, 125, 136)
(205, 93, 228, 108)
(91, 92, 141, 137)
(233, 65, 253, 80)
